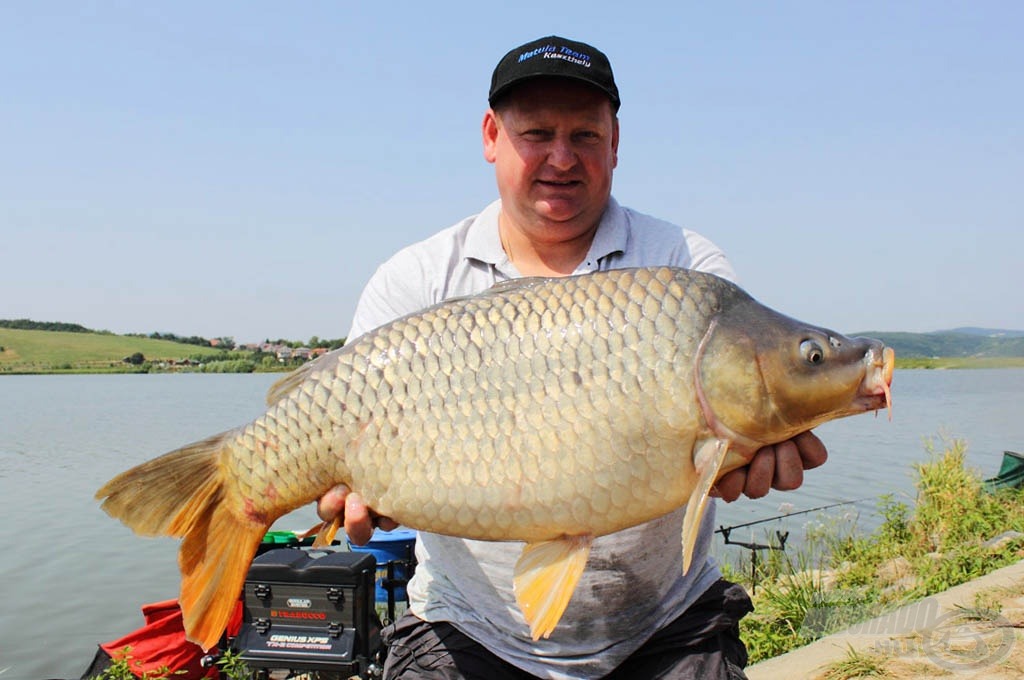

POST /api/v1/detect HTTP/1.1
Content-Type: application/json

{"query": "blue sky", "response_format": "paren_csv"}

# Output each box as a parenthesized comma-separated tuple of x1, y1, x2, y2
(2, 2, 1021, 343)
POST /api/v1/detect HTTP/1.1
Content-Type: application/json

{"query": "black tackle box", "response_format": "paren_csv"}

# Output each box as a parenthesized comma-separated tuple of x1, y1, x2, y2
(233, 548, 382, 676)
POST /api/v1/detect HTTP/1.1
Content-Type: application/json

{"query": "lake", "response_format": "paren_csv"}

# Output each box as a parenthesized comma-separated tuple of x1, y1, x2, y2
(2, 370, 1023, 679)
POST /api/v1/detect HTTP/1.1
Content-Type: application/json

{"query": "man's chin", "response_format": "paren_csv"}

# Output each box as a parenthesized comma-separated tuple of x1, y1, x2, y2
(533, 199, 586, 224)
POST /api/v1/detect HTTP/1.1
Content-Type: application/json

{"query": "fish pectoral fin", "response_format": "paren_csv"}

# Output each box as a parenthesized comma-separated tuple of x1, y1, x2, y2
(682, 438, 731, 573)
(513, 535, 594, 641)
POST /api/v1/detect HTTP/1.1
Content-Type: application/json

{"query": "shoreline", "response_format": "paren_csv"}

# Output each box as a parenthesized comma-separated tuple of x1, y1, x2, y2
(747, 559, 1024, 679)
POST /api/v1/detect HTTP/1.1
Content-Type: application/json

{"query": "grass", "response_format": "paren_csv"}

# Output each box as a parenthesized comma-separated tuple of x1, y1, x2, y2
(821, 645, 890, 679)
(735, 438, 1024, 664)
(89, 647, 250, 680)
(88, 647, 185, 680)
(0, 327, 235, 373)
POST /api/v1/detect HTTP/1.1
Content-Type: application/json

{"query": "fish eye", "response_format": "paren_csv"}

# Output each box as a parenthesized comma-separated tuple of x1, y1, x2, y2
(800, 339, 825, 365)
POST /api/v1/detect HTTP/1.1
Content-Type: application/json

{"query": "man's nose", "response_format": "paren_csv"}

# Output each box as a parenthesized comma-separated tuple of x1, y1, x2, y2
(547, 138, 577, 170)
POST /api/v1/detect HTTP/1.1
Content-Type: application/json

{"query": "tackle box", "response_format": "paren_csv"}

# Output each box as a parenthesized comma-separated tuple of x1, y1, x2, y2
(233, 547, 382, 675)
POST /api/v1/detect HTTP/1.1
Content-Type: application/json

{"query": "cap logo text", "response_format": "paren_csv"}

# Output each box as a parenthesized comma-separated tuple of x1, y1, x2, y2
(518, 44, 592, 68)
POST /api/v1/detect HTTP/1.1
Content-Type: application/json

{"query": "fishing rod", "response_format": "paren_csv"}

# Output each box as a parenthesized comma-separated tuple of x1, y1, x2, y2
(715, 497, 872, 594)
(715, 497, 872, 535)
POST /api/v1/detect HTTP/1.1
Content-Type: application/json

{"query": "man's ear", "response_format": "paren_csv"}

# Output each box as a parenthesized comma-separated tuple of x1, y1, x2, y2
(482, 109, 499, 164)
(611, 116, 620, 169)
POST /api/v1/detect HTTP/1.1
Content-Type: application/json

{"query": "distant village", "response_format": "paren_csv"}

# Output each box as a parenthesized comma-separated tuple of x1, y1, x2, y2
(238, 342, 332, 363)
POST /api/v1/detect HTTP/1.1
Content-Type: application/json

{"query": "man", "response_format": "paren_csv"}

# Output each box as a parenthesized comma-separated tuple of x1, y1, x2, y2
(319, 36, 827, 679)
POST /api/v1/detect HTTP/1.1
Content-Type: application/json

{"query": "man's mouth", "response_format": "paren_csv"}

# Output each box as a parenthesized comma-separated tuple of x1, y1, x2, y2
(537, 179, 581, 188)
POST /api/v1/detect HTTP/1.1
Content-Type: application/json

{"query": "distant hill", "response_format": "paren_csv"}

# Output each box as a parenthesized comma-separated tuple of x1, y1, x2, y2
(936, 327, 1024, 339)
(3, 320, 1023, 374)
(0, 327, 229, 374)
(852, 330, 1024, 359)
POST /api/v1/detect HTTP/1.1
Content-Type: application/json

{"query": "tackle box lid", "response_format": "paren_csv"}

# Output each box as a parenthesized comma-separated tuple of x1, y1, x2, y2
(247, 548, 376, 585)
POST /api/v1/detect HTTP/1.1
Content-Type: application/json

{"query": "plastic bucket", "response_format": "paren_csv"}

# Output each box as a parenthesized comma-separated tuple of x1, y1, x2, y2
(348, 528, 417, 603)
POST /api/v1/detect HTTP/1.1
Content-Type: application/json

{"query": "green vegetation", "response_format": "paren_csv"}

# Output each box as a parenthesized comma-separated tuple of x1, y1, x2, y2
(860, 330, 1024, 360)
(0, 322, 346, 374)
(0, 318, 97, 333)
(89, 646, 250, 680)
(733, 439, 1024, 664)
(820, 645, 889, 679)
(213, 649, 252, 680)
(0, 327, 229, 374)
(895, 356, 1024, 369)
(3, 318, 1022, 375)
(89, 646, 185, 680)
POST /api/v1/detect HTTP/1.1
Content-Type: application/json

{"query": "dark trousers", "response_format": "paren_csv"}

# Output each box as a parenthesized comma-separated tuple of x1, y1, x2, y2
(381, 579, 753, 679)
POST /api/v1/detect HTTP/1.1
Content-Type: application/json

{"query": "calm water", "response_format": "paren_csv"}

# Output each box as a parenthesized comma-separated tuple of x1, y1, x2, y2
(2, 370, 1023, 679)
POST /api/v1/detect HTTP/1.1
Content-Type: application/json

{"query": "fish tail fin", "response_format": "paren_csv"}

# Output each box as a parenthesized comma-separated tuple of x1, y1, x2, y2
(95, 432, 269, 650)
(178, 492, 266, 650)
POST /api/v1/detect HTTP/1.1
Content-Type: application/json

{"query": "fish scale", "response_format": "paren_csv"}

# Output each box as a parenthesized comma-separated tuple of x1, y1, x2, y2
(96, 266, 894, 648)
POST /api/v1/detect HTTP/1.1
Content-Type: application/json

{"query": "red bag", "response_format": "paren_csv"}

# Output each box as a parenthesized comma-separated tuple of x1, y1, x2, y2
(94, 600, 242, 679)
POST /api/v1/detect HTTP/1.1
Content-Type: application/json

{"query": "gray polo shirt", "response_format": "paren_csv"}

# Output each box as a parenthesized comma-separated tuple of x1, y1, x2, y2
(347, 197, 737, 679)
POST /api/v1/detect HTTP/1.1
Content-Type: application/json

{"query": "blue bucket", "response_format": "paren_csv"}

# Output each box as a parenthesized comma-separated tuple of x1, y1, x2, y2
(348, 527, 417, 603)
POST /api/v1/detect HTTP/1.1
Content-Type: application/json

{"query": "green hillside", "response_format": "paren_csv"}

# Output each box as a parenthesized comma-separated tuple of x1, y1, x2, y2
(857, 331, 1024, 358)
(0, 327, 229, 374)
(2, 325, 1023, 375)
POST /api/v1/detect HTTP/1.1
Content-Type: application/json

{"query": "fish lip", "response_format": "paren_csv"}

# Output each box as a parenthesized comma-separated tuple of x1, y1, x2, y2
(856, 345, 894, 418)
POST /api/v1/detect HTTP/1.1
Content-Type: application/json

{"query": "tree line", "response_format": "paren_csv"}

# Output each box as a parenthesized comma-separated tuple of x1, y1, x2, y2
(0, 319, 97, 333)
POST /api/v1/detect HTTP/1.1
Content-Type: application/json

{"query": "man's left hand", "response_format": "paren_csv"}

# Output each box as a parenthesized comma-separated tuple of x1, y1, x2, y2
(712, 431, 827, 501)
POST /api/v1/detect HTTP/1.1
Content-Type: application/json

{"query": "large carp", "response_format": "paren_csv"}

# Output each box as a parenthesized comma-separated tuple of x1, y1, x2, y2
(97, 266, 894, 648)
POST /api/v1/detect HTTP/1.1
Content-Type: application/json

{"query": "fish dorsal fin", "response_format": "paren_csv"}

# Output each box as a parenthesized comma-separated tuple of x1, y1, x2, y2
(484, 276, 556, 295)
(682, 438, 731, 573)
(265, 351, 335, 406)
(439, 276, 556, 306)
(513, 535, 594, 640)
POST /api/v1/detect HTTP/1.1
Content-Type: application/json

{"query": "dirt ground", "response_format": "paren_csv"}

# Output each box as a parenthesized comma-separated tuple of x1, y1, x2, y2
(858, 579, 1024, 679)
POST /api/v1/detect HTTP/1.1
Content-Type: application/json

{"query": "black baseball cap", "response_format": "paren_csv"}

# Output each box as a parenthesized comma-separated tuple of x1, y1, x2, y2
(488, 36, 620, 111)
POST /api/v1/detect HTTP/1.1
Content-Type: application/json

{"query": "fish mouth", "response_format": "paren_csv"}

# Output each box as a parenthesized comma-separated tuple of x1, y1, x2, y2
(857, 345, 895, 419)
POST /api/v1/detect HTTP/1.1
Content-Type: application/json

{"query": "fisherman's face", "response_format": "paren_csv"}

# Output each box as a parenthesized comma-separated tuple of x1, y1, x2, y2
(483, 78, 619, 243)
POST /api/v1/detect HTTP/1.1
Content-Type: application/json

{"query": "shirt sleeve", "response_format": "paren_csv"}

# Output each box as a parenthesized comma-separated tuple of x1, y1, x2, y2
(346, 248, 437, 341)
(680, 228, 739, 284)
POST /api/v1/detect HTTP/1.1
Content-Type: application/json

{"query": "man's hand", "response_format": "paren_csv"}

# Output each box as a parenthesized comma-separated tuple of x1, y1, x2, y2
(317, 485, 398, 546)
(712, 431, 828, 502)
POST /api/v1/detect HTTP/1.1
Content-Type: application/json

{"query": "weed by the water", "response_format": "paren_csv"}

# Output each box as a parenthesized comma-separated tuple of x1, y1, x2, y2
(215, 649, 252, 680)
(738, 437, 1024, 664)
(87, 646, 251, 680)
(89, 647, 186, 680)
(821, 644, 890, 679)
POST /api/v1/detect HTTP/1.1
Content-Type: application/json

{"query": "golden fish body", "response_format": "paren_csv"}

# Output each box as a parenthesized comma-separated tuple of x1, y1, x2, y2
(97, 267, 894, 648)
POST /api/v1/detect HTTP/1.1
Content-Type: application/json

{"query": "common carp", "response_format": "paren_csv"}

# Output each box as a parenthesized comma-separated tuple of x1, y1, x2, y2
(96, 266, 894, 648)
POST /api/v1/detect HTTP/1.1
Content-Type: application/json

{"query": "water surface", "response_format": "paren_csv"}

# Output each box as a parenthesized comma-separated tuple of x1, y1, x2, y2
(1, 370, 1022, 679)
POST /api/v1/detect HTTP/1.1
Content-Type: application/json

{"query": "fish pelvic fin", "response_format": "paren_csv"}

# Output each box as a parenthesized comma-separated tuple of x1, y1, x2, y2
(311, 516, 342, 548)
(513, 535, 593, 640)
(682, 438, 731, 573)
(95, 431, 269, 651)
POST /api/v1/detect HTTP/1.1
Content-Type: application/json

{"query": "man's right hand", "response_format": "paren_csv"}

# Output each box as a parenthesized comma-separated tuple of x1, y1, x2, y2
(317, 484, 398, 546)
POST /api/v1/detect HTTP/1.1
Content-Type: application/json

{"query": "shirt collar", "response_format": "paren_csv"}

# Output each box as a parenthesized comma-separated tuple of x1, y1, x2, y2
(464, 196, 628, 268)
